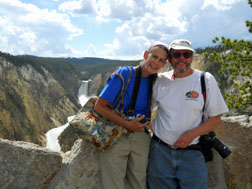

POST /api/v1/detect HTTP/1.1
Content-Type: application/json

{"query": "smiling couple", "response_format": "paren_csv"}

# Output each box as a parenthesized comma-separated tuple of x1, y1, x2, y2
(95, 39, 228, 189)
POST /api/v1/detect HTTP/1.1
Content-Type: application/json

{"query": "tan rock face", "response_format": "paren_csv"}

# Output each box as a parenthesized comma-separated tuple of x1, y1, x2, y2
(49, 139, 100, 189)
(215, 117, 252, 189)
(58, 125, 78, 152)
(0, 139, 62, 189)
(0, 58, 80, 146)
(1, 115, 251, 188)
(89, 73, 102, 96)
(192, 54, 207, 70)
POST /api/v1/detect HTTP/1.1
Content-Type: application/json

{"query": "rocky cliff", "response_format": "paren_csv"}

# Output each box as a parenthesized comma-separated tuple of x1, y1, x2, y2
(1, 117, 251, 188)
(0, 51, 251, 188)
(0, 57, 80, 146)
(216, 116, 252, 188)
(0, 52, 135, 148)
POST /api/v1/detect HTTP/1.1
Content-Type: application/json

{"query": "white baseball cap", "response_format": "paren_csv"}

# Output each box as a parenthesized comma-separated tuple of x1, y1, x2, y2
(170, 39, 195, 52)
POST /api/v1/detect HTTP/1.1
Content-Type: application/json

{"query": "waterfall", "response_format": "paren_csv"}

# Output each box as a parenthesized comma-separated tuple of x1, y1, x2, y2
(45, 80, 92, 152)
(78, 80, 91, 106)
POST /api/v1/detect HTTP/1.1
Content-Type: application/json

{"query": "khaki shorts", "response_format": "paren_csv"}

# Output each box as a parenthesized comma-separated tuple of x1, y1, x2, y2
(98, 131, 151, 189)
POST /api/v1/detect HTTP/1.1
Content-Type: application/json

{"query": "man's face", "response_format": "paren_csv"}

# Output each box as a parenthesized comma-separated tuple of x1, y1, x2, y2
(170, 50, 193, 73)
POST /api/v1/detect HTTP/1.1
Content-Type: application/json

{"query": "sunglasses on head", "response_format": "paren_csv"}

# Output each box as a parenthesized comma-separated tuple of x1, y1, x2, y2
(172, 52, 193, 59)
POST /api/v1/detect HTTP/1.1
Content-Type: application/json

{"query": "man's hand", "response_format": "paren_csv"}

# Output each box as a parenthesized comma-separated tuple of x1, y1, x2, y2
(173, 115, 222, 148)
(173, 130, 196, 148)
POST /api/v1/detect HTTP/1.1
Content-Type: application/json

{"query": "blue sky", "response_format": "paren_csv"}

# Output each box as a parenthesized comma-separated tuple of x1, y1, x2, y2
(0, 0, 251, 60)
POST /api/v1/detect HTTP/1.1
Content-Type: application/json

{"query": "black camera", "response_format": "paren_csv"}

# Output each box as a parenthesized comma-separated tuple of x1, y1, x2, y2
(200, 131, 231, 159)
(127, 114, 151, 135)
(139, 117, 151, 135)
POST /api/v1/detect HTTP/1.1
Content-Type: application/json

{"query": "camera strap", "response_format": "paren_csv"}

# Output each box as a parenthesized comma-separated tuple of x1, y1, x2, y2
(127, 65, 156, 120)
(199, 71, 214, 162)
(200, 71, 206, 122)
(127, 66, 142, 116)
(199, 71, 231, 161)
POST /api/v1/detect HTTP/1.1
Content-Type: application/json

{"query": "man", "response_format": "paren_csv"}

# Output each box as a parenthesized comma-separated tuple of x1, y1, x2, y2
(147, 39, 229, 188)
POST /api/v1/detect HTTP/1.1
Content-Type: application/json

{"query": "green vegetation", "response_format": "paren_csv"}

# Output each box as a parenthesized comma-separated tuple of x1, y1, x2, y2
(65, 57, 140, 80)
(0, 51, 141, 107)
(204, 0, 252, 112)
(195, 45, 225, 54)
(0, 51, 140, 80)
(0, 52, 77, 83)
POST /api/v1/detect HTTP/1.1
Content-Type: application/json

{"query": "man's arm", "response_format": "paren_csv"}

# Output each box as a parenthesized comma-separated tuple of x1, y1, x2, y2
(173, 115, 221, 148)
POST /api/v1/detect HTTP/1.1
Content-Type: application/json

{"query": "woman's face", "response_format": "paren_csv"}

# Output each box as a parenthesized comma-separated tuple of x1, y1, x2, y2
(142, 47, 168, 76)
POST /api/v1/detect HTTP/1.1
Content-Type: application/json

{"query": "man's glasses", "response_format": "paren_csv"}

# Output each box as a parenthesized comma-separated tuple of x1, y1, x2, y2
(172, 52, 193, 59)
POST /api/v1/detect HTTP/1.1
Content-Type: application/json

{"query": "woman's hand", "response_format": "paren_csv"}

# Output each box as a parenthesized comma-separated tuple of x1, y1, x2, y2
(126, 115, 146, 132)
(94, 97, 146, 132)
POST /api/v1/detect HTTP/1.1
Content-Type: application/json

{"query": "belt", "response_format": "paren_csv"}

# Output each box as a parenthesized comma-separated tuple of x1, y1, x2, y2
(152, 134, 201, 151)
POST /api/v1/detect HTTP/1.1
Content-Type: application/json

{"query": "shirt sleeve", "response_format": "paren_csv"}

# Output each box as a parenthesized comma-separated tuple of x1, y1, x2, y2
(99, 67, 130, 106)
(205, 72, 229, 117)
(151, 75, 159, 111)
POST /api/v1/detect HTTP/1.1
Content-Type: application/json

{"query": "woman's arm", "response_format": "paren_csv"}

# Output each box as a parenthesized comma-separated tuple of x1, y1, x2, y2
(94, 97, 146, 132)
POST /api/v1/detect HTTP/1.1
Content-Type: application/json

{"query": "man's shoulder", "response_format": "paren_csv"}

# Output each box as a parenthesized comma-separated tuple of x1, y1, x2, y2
(194, 69, 215, 80)
(199, 70, 216, 82)
(157, 70, 173, 79)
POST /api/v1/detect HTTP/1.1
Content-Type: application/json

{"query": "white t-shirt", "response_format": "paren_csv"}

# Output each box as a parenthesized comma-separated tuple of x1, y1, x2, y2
(152, 69, 229, 145)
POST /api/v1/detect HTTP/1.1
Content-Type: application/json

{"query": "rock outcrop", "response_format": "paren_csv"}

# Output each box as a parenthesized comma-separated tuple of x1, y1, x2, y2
(0, 139, 62, 189)
(48, 139, 100, 189)
(215, 115, 252, 189)
(207, 150, 227, 189)
(89, 74, 102, 96)
(0, 52, 251, 188)
(1, 116, 251, 188)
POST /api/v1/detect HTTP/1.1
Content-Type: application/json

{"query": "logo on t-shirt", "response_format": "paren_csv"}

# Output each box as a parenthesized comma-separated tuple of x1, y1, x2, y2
(185, 91, 199, 100)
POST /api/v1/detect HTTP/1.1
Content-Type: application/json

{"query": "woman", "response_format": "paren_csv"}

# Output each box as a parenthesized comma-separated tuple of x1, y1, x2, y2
(94, 42, 169, 189)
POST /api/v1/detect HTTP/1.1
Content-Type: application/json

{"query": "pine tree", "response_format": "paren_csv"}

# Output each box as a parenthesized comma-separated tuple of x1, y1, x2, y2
(204, 0, 252, 112)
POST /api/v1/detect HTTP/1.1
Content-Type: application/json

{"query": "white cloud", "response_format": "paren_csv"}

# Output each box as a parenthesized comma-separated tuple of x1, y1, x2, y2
(0, 0, 250, 59)
(54, 0, 210, 58)
(102, 27, 147, 60)
(100, 0, 189, 59)
(96, 0, 148, 21)
(0, 0, 83, 57)
(98, 0, 251, 59)
(59, 0, 97, 16)
(202, 0, 244, 11)
(60, 0, 158, 21)
(84, 44, 97, 56)
(66, 45, 82, 57)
